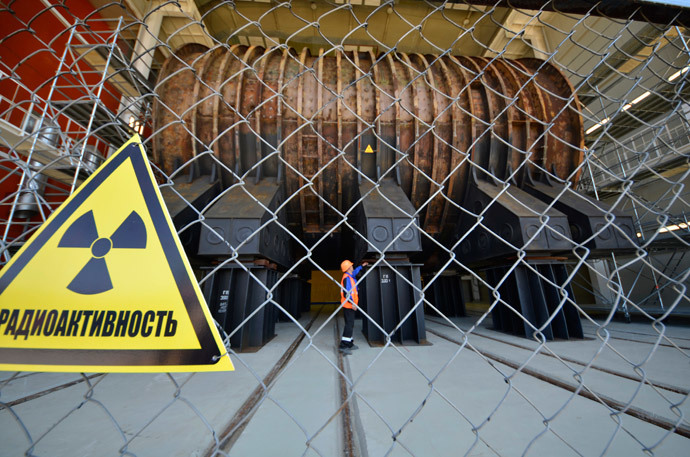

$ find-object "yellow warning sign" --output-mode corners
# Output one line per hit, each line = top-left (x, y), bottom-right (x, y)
(364, 144), (375, 154)
(0, 135), (233, 373)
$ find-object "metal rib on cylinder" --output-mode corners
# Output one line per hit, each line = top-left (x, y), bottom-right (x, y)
(153, 45), (584, 237)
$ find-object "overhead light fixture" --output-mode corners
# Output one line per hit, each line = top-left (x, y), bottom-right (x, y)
(588, 87), (655, 135)
(585, 117), (609, 135)
(631, 91), (650, 105)
(659, 222), (688, 234)
(585, 124), (602, 135)
(668, 65), (690, 82)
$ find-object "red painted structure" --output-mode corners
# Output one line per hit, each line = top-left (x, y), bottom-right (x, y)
(0, 0), (125, 245)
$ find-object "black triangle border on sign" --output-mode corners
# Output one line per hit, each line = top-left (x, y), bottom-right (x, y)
(0, 142), (220, 368)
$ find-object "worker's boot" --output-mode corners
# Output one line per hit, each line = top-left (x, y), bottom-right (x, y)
(348, 341), (359, 350)
(338, 340), (352, 355)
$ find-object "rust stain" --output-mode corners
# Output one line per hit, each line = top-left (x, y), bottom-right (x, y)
(155, 47), (583, 237)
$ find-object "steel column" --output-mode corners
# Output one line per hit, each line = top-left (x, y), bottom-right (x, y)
(203, 265), (281, 352)
(360, 262), (427, 345)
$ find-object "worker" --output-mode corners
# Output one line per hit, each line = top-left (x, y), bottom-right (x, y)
(339, 259), (368, 354)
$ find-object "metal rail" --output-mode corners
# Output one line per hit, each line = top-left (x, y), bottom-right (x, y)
(202, 306), (324, 457)
(426, 325), (690, 439)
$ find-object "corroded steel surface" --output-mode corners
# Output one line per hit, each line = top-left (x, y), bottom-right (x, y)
(153, 46), (584, 237)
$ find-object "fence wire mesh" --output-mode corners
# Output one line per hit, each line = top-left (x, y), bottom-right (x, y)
(1, 0), (690, 456)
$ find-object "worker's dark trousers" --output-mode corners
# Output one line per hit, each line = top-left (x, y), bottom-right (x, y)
(341, 307), (355, 346)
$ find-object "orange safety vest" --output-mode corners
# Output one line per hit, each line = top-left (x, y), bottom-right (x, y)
(340, 273), (358, 309)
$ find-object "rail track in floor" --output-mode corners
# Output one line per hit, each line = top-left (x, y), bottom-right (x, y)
(425, 318), (690, 439)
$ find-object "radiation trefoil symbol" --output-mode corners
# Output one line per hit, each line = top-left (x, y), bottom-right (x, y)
(58, 210), (147, 294)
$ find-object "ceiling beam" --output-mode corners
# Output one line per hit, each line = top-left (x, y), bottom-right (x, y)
(578, 23), (670, 106)
(449, 0), (690, 28)
(196, 0), (503, 55)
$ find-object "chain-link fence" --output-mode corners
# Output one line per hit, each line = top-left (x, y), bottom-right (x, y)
(1, 0), (690, 455)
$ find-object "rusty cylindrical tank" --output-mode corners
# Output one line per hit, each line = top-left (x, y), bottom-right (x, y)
(153, 44), (584, 238)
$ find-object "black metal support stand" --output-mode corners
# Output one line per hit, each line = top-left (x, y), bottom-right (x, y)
(203, 264), (281, 352)
(486, 263), (583, 340)
(425, 274), (466, 318)
(160, 175), (220, 255)
(360, 262), (427, 345)
(278, 275), (311, 322)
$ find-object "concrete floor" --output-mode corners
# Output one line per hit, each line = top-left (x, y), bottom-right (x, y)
(1, 309), (690, 457)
